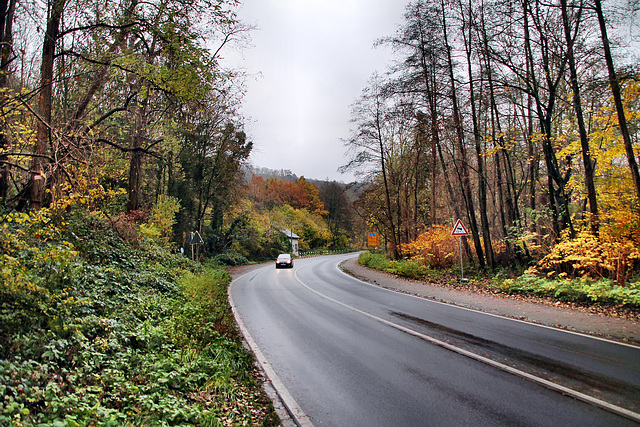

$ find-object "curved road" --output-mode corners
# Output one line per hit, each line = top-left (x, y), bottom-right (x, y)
(229, 254), (640, 426)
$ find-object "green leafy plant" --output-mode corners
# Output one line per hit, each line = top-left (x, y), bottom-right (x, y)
(0, 206), (279, 426)
(501, 275), (640, 306)
(359, 252), (429, 279)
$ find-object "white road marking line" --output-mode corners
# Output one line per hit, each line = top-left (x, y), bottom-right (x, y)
(337, 258), (640, 350)
(230, 268), (314, 427)
(295, 263), (640, 423)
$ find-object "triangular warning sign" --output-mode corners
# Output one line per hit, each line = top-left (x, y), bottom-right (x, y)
(187, 231), (204, 245)
(451, 219), (469, 236)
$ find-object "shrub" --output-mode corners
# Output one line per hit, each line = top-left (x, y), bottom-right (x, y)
(501, 275), (640, 307)
(387, 259), (430, 278)
(359, 252), (392, 271)
(212, 252), (250, 266)
(0, 207), (278, 426)
(146, 195), (181, 249)
(525, 231), (640, 285)
(359, 252), (429, 279)
(400, 224), (458, 269)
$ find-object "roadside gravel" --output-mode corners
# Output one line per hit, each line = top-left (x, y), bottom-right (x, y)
(340, 257), (640, 345)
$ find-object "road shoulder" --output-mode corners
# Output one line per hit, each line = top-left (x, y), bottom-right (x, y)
(340, 256), (640, 345)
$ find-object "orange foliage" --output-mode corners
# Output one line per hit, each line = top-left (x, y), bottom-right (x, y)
(246, 175), (327, 215)
(400, 224), (459, 269)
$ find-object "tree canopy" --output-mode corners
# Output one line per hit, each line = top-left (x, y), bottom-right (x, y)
(343, 0), (640, 280)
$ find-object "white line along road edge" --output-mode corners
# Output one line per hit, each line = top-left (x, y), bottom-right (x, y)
(229, 269), (314, 427)
(294, 263), (640, 423)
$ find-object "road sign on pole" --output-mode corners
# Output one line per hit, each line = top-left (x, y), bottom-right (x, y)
(367, 232), (379, 246)
(450, 219), (468, 280)
(451, 219), (469, 236)
(187, 231), (204, 260)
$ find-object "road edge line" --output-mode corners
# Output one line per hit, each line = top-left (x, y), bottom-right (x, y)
(229, 271), (314, 427)
(338, 258), (640, 349)
(297, 264), (640, 423)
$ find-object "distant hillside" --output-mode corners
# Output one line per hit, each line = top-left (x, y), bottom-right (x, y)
(242, 165), (299, 183)
(242, 165), (368, 203)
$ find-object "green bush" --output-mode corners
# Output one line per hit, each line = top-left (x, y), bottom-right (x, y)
(0, 208), (278, 426)
(501, 275), (640, 306)
(212, 252), (250, 266)
(359, 252), (392, 270)
(359, 252), (429, 279)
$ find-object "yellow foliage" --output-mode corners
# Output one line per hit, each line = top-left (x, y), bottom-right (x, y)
(526, 231), (640, 285)
(587, 80), (640, 220)
(51, 170), (127, 213)
(400, 224), (458, 269)
(145, 195), (181, 249)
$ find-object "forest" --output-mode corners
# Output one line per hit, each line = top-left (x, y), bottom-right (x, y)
(0, 0), (639, 423)
(1, 0), (637, 279)
(342, 0), (640, 286)
(0, 0), (355, 424)
(0, 0), (360, 261)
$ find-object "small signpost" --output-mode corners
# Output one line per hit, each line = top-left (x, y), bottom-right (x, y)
(451, 219), (469, 280)
(186, 231), (204, 260)
(367, 232), (379, 247)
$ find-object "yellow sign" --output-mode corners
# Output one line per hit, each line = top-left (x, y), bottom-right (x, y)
(367, 232), (379, 246)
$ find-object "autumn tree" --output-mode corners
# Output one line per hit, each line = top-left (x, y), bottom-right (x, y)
(0, 0), (15, 200)
(341, 73), (401, 258)
(3, 0), (244, 214)
(349, 0), (639, 270)
(592, 0), (640, 207)
(246, 175), (327, 215)
(318, 180), (356, 249)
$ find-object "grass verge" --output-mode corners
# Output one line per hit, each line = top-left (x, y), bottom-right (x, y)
(359, 252), (640, 310)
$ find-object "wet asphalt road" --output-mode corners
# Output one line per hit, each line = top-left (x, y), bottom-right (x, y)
(229, 254), (640, 426)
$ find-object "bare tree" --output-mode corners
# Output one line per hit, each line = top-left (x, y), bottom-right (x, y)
(342, 74), (400, 258)
(592, 0), (640, 207)
(561, 0), (599, 233)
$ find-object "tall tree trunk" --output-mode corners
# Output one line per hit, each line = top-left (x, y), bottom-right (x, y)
(593, 0), (640, 206)
(441, 0), (485, 268)
(436, 133), (473, 260)
(523, 0), (539, 237)
(377, 112), (400, 259)
(523, 0), (573, 239)
(0, 0), (15, 200)
(30, 0), (65, 210)
(417, 37), (440, 227)
(127, 94), (148, 212)
(462, 0), (495, 268)
(561, 0), (599, 234)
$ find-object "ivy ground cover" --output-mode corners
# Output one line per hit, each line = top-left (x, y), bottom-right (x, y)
(0, 208), (278, 426)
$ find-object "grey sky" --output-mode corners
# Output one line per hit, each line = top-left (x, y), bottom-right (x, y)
(227, 0), (410, 182)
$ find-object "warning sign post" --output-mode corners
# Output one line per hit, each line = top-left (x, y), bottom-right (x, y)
(451, 219), (469, 236)
(451, 219), (469, 279)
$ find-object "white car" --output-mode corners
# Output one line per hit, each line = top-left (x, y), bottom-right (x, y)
(275, 253), (293, 269)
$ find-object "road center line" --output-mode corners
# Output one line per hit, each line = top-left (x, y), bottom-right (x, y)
(294, 265), (640, 423)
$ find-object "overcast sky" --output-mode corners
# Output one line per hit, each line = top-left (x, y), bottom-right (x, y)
(225, 0), (410, 182)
